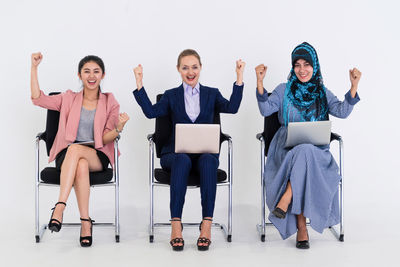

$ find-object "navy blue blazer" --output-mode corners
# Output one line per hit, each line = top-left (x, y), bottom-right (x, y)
(133, 82), (244, 155)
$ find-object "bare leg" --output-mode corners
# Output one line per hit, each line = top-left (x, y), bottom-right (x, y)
(74, 158), (96, 243)
(198, 216), (212, 247)
(296, 213), (308, 241)
(50, 144), (102, 230)
(276, 181), (292, 212)
(170, 217), (183, 247)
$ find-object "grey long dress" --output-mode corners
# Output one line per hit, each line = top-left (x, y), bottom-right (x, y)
(257, 83), (360, 239)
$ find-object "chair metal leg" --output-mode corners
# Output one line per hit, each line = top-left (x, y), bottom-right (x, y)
(114, 139), (121, 243)
(35, 137), (42, 242)
(256, 138), (266, 242)
(35, 185), (44, 243)
(149, 183), (154, 243)
(114, 176), (120, 242)
(149, 139), (155, 243)
(338, 138), (344, 241)
(227, 139), (233, 242)
(329, 137), (345, 241)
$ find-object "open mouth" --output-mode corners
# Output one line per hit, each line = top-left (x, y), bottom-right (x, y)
(299, 74), (309, 80)
(88, 80), (97, 85)
(186, 75), (196, 82)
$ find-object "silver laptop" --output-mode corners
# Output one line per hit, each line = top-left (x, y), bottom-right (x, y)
(285, 121), (331, 148)
(175, 124), (220, 154)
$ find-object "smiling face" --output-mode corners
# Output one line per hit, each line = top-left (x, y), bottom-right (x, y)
(78, 61), (105, 91)
(294, 59), (313, 83)
(177, 55), (201, 87)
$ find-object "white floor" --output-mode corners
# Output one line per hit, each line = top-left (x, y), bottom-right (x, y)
(3, 202), (398, 267)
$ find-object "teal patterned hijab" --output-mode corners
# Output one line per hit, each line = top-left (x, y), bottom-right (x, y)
(283, 42), (329, 126)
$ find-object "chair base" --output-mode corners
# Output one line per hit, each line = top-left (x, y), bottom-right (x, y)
(149, 222), (232, 243)
(329, 225), (344, 242)
(35, 222), (120, 243)
(256, 223), (344, 242)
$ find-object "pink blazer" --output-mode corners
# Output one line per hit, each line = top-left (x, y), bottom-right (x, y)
(32, 90), (120, 167)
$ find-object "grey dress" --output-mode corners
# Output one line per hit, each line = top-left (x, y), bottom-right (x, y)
(257, 83), (360, 239)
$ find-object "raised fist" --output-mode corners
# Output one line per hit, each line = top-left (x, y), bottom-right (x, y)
(236, 59), (246, 74)
(255, 64), (267, 81)
(31, 52), (43, 67)
(116, 112), (130, 132)
(349, 68), (362, 87)
(133, 64), (143, 82)
(133, 64), (143, 89)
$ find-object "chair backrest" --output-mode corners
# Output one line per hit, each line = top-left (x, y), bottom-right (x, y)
(262, 93), (281, 157)
(152, 94), (223, 158)
(43, 92), (61, 156)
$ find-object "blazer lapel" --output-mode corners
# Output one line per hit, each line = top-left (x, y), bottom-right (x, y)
(195, 84), (208, 123)
(94, 92), (107, 148)
(65, 90), (83, 142)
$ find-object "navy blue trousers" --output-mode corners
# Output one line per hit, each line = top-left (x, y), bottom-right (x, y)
(160, 153), (219, 218)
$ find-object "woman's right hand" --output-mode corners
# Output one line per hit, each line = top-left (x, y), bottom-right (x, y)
(31, 52), (42, 99)
(31, 52), (43, 68)
(133, 64), (143, 90)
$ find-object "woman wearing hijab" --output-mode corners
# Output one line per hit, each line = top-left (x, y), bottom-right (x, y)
(255, 42), (361, 249)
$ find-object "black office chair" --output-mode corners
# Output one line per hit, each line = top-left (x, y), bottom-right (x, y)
(147, 94), (233, 243)
(34, 92), (121, 243)
(256, 98), (344, 242)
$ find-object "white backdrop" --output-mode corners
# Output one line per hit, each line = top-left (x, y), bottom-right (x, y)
(1, 0), (400, 265)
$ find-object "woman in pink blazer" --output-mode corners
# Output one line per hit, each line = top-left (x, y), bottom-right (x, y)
(31, 53), (129, 247)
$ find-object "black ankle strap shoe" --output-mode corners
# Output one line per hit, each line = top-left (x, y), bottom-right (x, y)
(48, 202), (67, 233)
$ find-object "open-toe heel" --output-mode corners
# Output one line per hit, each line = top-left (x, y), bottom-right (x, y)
(198, 218), (212, 251)
(169, 218), (184, 251)
(80, 217), (94, 247)
(48, 202), (66, 233)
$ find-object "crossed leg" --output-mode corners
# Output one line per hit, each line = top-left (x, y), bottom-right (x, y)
(50, 144), (103, 242)
(276, 181), (308, 241)
(276, 181), (292, 212)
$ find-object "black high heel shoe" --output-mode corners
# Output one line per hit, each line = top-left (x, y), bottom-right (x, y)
(197, 218), (212, 251)
(296, 229), (310, 249)
(272, 207), (287, 219)
(48, 202), (66, 233)
(169, 218), (184, 251)
(80, 218), (95, 247)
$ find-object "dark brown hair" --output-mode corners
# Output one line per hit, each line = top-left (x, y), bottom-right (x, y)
(78, 55), (105, 74)
(177, 49), (202, 67)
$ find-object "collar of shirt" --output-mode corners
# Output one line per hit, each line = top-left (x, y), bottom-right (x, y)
(183, 82), (200, 96)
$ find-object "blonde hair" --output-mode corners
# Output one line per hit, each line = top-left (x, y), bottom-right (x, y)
(177, 49), (202, 67)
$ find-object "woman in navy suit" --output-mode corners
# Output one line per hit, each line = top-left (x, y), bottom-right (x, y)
(133, 49), (245, 251)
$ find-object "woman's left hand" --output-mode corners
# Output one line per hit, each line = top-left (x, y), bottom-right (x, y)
(349, 68), (362, 86)
(236, 59), (245, 85)
(349, 67), (361, 97)
(116, 112), (130, 132)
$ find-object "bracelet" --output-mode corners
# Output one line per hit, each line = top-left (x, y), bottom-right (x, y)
(115, 127), (122, 134)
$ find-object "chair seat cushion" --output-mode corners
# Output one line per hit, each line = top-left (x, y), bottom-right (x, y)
(40, 167), (114, 185)
(154, 168), (227, 186)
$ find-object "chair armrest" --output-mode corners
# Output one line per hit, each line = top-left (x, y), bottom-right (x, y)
(113, 135), (120, 150)
(330, 132), (342, 142)
(36, 132), (46, 140)
(147, 133), (154, 141)
(221, 133), (231, 142)
(256, 133), (264, 141)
